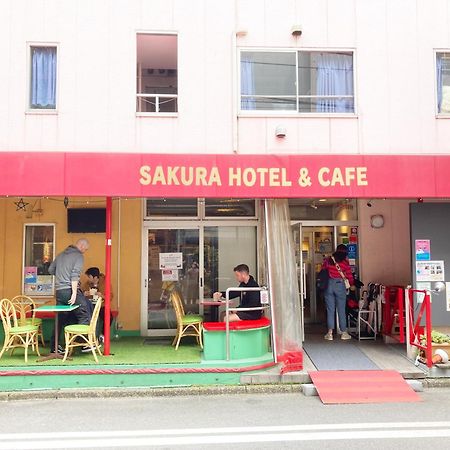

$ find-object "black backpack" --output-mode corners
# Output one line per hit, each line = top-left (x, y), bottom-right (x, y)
(316, 267), (330, 291)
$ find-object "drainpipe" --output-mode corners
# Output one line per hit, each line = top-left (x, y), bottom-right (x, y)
(104, 196), (112, 356)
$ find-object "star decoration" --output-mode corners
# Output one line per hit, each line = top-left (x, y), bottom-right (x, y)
(14, 198), (29, 211)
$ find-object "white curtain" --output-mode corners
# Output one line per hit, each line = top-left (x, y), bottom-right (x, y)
(31, 47), (57, 108)
(241, 57), (256, 110)
(261, 199), (303, 373)
(316, 52), (353, 113)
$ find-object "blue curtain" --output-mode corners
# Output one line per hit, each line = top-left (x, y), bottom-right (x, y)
(31, 47), (57, 108)
(437, 54), (443, 113)
(241, 57), (256, 110)
(316, 53), (353, 113)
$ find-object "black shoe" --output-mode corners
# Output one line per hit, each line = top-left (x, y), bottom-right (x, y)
(81, 346), (95, 353)
(52, 345), (64, 354)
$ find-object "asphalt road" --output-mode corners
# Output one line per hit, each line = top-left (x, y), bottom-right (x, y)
(1, 388), (450, 449)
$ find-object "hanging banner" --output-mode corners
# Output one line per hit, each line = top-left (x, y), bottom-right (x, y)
(1, 152), (450, 197)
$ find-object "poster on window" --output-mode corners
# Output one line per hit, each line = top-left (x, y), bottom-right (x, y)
(415, 282), (431, 303)
(36, 275), (54, 296)
(415, 239), (431, 261)
(159, 252), (183, 270)
(161, 269), (179, 282)
(415, 261), (445, 282)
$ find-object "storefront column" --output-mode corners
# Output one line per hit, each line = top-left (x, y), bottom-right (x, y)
(104, 196), (112, 356)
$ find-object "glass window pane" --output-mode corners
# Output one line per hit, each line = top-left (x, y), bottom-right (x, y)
(23, 225), (55, 296)
(289, 199), (358, 221)
(298, 51), (354, 113)
(437, 52), (450, 114)
(205, 198), (256, 217)
(146, 198), (198, 217)
(30, 47), (57, 109)
(147, 229), (200, 330)
(136, 34), (178, 113)
(241, 51), (296, 111)
(203, 226), (257, 298)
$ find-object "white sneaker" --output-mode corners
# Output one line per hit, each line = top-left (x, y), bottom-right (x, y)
(341, 331), (352, 340)
(324, 332), (333, 341)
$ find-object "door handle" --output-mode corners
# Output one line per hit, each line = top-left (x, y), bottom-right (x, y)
(200, 277), (203, 288)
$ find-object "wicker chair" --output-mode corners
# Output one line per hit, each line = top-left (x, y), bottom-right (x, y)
(0, 298), (40, 363)
(171, 291), (203, 350)
(11, 295), (45, 346)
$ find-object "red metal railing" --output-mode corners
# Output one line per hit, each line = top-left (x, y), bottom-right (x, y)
(383, 286), (405, 343)
(407, 289), (433, 368)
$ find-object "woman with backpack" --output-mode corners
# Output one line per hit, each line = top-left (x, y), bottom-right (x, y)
(321, 244), (355, 341)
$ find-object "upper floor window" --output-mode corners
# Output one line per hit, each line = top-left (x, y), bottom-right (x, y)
(437, 52), (450, 115)
(29, 46), (57, 110)
(136, 34), (178, 114)
(240, 50), (354, 114)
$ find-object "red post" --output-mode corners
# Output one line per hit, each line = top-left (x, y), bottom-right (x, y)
(104, 197), (112, 356)
(425, 292), (433, 368)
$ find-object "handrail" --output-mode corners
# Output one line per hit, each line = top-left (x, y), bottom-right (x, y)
(405, 288), (433, 368)
(224, 287), (271, 361)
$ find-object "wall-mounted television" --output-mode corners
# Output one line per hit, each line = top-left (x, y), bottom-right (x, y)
(67, 208), (106, 233)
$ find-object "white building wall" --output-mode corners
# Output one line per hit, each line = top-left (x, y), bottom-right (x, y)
(1, 0), (450, 155)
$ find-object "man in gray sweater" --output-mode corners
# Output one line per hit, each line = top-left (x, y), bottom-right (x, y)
(48, 239), (91, 353)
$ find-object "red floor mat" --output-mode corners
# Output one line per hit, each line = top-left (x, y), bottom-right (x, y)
(309, 370), (421, 404)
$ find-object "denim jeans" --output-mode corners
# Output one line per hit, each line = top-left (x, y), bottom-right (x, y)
(324, 278), (347, 332)
(50, 288), (92, 351)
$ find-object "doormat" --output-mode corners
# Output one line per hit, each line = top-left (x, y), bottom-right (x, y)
(309, 370), (421, 404)
(303, 341), (379, 371)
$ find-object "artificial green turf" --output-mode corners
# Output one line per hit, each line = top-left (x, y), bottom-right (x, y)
(0, 337), (201, 367)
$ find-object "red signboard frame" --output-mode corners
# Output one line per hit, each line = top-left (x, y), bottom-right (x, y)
(1, 152), (450, 198)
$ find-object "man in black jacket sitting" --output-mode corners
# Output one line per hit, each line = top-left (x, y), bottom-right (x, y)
(213, 264), (262, 322)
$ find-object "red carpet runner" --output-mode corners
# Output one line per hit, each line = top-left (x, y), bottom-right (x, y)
(309, 370), (421, 404)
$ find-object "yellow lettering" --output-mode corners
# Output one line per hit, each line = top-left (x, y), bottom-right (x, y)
(268, 168), (280, 186)
(331, 168), (345, 186)
(281, 168), (292, 187)
(139, 165), (151, 186)
(243, 168), (257, 187)
(318, 167), (330, 187)
(256, 168), (269, 186)
(152, 166), (166, 185)
(195, 167), (208, 186)
(209, 167), (222, 186)
(357, 167), (368, 186)
(344, 167), (356, 186)
(166, 166), (180, 185)
(229, 168), (241, 186)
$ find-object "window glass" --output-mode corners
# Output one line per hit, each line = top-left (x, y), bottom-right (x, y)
(136, 34), (178, 113)
(240, 50), (354, 113)
(146, 198), (198, 217)
(298, 51), (354, 113)
(289, 199), (358, 221)
(23, 225), (55, 296)
(437, 52), (450, 114)
(205, 199), (256, 217)
(30, 46), (57, 109)
(241, 51), (296, 111)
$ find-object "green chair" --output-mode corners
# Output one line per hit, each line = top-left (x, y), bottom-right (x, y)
(11, 295), (45, 347)
(171, 291), (203, 350)
(63, 299), (103, 363)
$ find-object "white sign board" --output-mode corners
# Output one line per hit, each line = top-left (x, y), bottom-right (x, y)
(415, 260), (445, 282)
(159, 252), (183, 270)
(162, 269), (179, 282)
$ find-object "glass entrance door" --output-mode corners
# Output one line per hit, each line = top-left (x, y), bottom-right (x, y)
(145, 228), (200, 334)
(143, 224), (258, 335)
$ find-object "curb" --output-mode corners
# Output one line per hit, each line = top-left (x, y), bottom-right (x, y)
(0, 384), (303, 402)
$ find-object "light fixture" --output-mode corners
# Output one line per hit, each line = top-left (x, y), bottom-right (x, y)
(291, 25), (303, 37)
(310, 202), (318, 210)
(318, 199), (327, 202)
(275, 125), (286, 138)
(370, 214), (384, 229)
(236, 29), (248, 37)
(64, 196), (69, 208)
(366, 199), (373, 207)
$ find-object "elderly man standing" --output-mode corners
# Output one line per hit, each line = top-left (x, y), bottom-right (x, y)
(48, 238), (92, 353)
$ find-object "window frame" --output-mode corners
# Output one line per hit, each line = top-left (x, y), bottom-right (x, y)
(22, 223), (56, 298)
(135, 31), (179, 118)
(238, 47), (358, 118)
(435, 49), (450, 118)
(26, 42), (59, 114)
